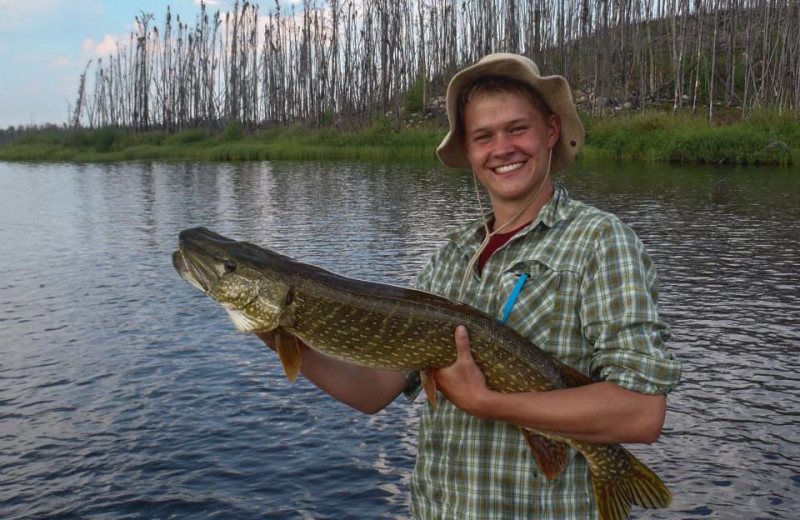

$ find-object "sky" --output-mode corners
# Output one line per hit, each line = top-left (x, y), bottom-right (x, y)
(0, 0), (305, 128)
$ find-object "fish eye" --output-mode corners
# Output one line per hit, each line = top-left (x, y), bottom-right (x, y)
(223, 261), (237, 274)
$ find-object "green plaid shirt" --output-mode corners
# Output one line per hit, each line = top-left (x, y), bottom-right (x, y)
(404, 188), (681, 519)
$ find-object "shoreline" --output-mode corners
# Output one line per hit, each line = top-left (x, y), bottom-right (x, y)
(1, 112), (797, 166)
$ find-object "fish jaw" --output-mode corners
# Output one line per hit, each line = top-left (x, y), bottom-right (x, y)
(173, 250), (207, 293)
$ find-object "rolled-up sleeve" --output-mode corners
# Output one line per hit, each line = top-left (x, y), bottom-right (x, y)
(580, 221), (681, 395)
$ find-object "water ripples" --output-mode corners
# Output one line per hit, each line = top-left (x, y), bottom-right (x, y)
(1, 160), (798, 519)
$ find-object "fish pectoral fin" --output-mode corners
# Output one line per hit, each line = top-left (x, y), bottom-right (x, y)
(520, 429), (568, 480)
(420, 370), (438, 410)
(275, 328), (302, 383)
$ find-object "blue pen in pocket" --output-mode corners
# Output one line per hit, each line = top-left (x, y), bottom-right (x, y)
(500, 273), (529, 324)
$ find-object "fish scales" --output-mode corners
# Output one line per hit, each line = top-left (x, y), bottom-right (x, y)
(173, 227), (674, 520)
(289, 270), (566, 389)
(291, 275), (559, 390)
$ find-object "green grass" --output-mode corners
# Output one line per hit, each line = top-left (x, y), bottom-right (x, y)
(2, 111), (798, 166)
(582, 109), (799, 165)
(0, 121), (446, 163)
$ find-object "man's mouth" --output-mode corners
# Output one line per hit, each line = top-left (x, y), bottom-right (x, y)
(493, 162), (524, 174)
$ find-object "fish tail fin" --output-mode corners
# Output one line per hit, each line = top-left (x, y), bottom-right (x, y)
(592, 450), (672, 520)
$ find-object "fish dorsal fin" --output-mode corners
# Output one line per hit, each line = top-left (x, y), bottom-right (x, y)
(275, 328), (302, 383)
(519, 428), (568, 480)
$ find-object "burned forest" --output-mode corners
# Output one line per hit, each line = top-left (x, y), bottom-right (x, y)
(69, 0), (800, 132)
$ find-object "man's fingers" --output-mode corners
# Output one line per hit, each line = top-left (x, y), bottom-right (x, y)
(454, 325), (473, 360)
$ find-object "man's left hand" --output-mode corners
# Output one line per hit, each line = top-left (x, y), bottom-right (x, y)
(434, 325), (494, 418)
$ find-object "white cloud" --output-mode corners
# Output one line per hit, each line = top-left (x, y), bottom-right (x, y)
(82, 34), (122, 59)
(195, 0), (221, 5)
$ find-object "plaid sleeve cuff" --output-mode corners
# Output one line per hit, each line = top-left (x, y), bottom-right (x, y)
(595, 353), (682, 394)
(591, 328), (682, 395)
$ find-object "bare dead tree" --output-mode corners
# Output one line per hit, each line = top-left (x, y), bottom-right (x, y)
(71, 0), (800, 130)
(71, 61), (92, 129)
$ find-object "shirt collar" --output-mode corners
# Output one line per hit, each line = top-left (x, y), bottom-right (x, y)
(447, 187), (572, 250)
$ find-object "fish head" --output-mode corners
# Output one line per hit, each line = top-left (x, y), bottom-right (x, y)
(174, 227), (292, 332)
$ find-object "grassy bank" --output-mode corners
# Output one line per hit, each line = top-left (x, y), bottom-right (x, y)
(0, 120), (445, 163)
(581, 110), (798, 166)
(2, 111), (798, 166)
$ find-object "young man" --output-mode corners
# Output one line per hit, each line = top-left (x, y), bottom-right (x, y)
(259, 53), (681, 519)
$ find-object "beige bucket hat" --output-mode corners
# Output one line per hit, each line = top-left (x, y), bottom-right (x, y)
(436, 53), (584, 173)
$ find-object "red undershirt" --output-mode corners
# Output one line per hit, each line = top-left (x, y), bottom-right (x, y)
(478, 220), (532, 273)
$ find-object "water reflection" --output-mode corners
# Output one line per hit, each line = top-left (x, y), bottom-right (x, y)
(0, 159), (798, 519)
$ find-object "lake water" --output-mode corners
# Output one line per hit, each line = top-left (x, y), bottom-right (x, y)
(1, 159), (798, 519)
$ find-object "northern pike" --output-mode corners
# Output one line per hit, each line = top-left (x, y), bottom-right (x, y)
(173, 227), (672, 520)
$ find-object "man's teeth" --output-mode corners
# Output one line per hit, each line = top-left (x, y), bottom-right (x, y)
(494, 162), (523, 173)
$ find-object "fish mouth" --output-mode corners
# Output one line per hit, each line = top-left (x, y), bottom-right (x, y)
(173, 249), (208, 293)
(172, 249), (188, 273)
(173, 227), (235, 293)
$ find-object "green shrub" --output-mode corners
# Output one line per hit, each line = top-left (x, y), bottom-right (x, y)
(94, 127), (118, 152)
(65, 129), (91, 148)
(222, 120), (244, 141)
(118, 130), (166, 147)
(404, 76), (425, 114)
(171, 128), (208, 144)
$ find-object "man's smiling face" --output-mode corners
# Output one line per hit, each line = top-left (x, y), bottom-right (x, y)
(463, 90), (560, 209)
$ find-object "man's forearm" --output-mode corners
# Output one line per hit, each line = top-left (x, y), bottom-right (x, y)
(470, 381), (667, 444)
(256, 332), (407, 414)
(298, 347), (409, 414)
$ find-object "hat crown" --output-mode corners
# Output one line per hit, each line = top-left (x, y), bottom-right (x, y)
(478, 53), (541, 77)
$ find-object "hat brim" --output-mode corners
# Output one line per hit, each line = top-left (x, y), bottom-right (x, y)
(436, 54), (584, 173)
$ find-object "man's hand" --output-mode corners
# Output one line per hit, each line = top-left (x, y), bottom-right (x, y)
(433, 325), (494, 418)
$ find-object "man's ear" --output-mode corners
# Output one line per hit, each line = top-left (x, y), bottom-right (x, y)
(547, 114), (561, 149)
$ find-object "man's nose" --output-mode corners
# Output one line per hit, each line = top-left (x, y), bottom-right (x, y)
(492, 133), (514, 156)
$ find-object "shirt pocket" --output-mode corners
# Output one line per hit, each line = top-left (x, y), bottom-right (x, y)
(497, 260), (559, 350)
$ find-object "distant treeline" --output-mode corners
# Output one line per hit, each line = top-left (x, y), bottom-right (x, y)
(0, 124), (64, 145)
(65, 0), (799, 132)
